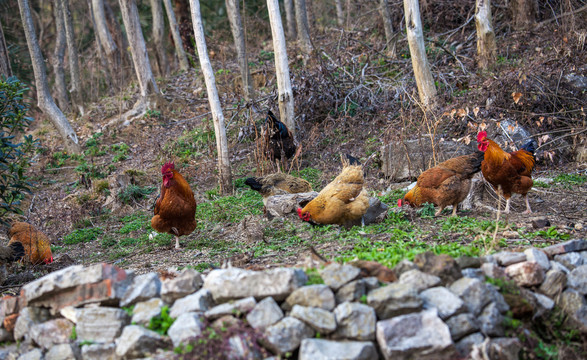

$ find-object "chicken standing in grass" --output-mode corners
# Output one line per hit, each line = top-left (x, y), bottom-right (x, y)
(245, 173), (312, 205)
(151, 162), (197, 249)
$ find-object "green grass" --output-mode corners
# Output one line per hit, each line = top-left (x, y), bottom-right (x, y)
(291, 167), (323, 190)
(118, 185), (156, 205)
(552, 173), (586, 187)
(63, 227), (103, 245)
(198, 188), (263, 224)
(148, 306), (174, 335)
(304, 268), (324, 285)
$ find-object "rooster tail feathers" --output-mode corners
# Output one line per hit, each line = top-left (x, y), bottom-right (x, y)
(344, 154), (361, 166)
(266, 110), (289, 138)
(470, 150), (485, 173)
(520, 140), (536, 155)
(8, 242), (25, 262)
(244, 177), (263, 191)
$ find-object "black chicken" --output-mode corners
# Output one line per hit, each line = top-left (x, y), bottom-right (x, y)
(262, 110), (297, 161)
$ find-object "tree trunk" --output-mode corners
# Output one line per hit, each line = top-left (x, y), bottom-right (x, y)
(162, 0), (189, 71)
(61, 0), (83, 114)
(475, 0), (496, 69)
(17, 0), (80, 153)
(189, 0), (232, 194)
(404, 0), (437, 107)
(346, 0), (352, 29)
(92, 0), (121, 76)
(0, 18), (12, 77)
(510, 0), (536, 30)
(151, 0), (168, 77)
(267, 0), (296, 136)
(284, 0), (296, 39)
(226, 0), (253, 101)
(334, 0), (344, 27)
(294, 0), (312, 55)
(52, 0), (70, 111)
(86, 0), (113, 94)
(119, 0), (159, 98)
(379, 0), (396, 58)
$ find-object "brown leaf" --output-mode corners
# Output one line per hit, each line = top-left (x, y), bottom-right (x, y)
(512, 92), (523, 104)
(473, 107), (480, 117)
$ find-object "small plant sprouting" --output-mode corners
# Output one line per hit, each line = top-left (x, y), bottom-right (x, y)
(417, 203), (436, 218)
(148, 306), (175, 335)
(70, 326), (77, 340)
(304, 268), (325, 285)
(118, 184), (156, 205)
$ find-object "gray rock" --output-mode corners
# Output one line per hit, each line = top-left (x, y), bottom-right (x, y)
(449, 277), (493, 316)
(120, 273), (161, 307)
(335, 280), (366, 304)
(246, 297), (284, 330)
(362, 277), (380, 292)
(532, 291), (555, 318)
(160, 269), (203, 304)
(376, 309), (456, 360)
(169, 289), (214, 318)
(204, 268), (307, 302)
(167, 312), (205, 347)
(131, 298), (164, 326)
(392, 260), (418, 277)
(333, 302), (376, 341)
(550, 260), (570, 273)
(524, 248), (550, 271)
(398, 269), (441, 292)
(263, 317), (315, 354)
(367, 283), (422, 319)
(486, 284), (510, 314)
(565, 73), (587, 90)
(77, 307), (129, 343)
(554, 252), (584, 270)
(14, 307), (51, 341)
(205, 297), (257, 320)
(298, 339), (378, 360)
(539, 269), (567, 297)
(420, 287), (467, 320)
(265, 192), (320, 219)
(478, 303), (505, 337)
(567, 264), (587, 295)
(81, 343), (117, 360)
(284, 285), (335, 311)
(543, 239), (587, 257)
(413, 252), (462, 285)
(16, 349), (43, 360)
(493, 251), (527, 266)
(319, 263), (361, 290)
(445, 313), (480, 341)
(505, 261), (545, 287)
(46, 344), (79, 360)
(487, 337), (522, 360)
(456, 256), (482, 269)
(480, 262), (507, 279)
(290, 305), (336, 334)
(30, 318), (74, 349)
(346, 197), (389, 227)
(455, 332), (485, 357)
(461, 268), (484, 281)
(226, 333), (264, 360)
(115, 325), (168, 359)
(0, 328), (11, 343)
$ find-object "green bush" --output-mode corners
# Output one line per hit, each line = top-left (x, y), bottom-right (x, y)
(0, 77), (38, 224)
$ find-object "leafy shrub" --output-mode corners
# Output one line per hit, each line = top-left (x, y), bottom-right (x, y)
(0, 77), (38, 224)
(148, 306), (174, 335)
(118, 185), (156, 204)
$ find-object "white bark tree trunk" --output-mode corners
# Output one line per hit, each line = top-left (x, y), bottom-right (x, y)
(0, 18), (12, 77)
(334, 0), (344, 27)
(379, 0), (396, 58)
(86, 0), (113, 93)
(162, 0), (189, 71)
(404, 0), (437, 107)
(284, 0), (297, 39)
(92, 0), (120, 75)
(226, 0), (253, 101)
(17, 0), (80, 153)
(267, 0), (296, 136)
(61, 0), (83, 114)
(119, 0), (159, 98)
(150, 0), (169, 77)
(189, 0), (232, 194)
(475, 0), (496, 69)
(294, 0), (312, 55)
(52, 0), (70, 111)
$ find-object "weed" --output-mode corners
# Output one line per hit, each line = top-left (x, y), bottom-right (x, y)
(118, 185), (156, 204)
(524, 226), (570, 241)
(198, 188), (262, 224)
(148, 306), (174, 335)
(100, 236), (117, 248)
(122, 305), (134, 317)
(111, 143), (130, 162)
(417, 203), (436, 218)
(377, 189), (406, 205)
(63, 227), (103, 245)
(145, 109), (162, 119)
(290, 168), (322, 190)
(552, 173), (586, 188)
(70, 326), (77, 340)
(304, 268), (324, 285)
(165, 126), (214, 163)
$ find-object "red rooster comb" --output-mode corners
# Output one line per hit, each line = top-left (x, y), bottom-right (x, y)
(161, 162), (175, 174)
(477, 131), (488, 143)
(297, 208), (303, 219)
(397, 199), (402, 207)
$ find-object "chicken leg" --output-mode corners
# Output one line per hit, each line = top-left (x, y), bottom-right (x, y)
(523, 194), (532, 214)
(171, 227), (180, 249)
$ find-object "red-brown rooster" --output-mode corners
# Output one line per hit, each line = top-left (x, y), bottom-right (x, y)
(8, 222), (53, 265)
(477, 131), (536, 213)
(151, 162), (197, 249)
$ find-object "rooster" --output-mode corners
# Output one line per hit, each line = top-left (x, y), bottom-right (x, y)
(477, 131), (536, 213)
(8, 222), (53, 265)
(245, 173), (312, 205)
(297, 162), (369, 227)
(151, 162), (197, 249)
(262, 110), (297, 161)
(398, 152), (485, 216)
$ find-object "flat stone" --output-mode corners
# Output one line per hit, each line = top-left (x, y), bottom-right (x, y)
(283, 284), (335, 311)
(487, 337), (522, 360)
(45, 344), (79, 360)
(493, 251), (527, 266)
(169, 288), (214, 318)
(542, 239), (587, 257)
(30, 318), (73, 349)
(524, 248), (550, 271)
(420, 287), (467, 320)
(290, 305), (336, 334)
(16, 349), (43, 360)
(76, 307), (129, 343)
(558, 289), (587, 332)
(246, 297), (284, 330)
(167, 312), (205, 347)
(265, 192), (320, 219)
(333, 302), (376, 341)
(362, 277), (380, 292)
(13, 307), (51, 341)
(376, 309), (456, 360)
(398, 269), (441, 292)
(554, 252), (584, 270)
(532, 218), (551, 229)
(461, 268), (485, 281)
(81, 343), (117, 360)
(478, 302), (505, 337)
(205, 296), (256, 320)
(449, 277), (493, 316)
(539, 269), (567, 297)
(335, 280), (366, 304)
(456, 256), (482, 269)
(115, 325), (168, 359)
(367, 283), (422, 319)
(480, 262), (507, 279)
(263, 316), (315, 354)
(413, 252), (462, 285)
(160, 269), (204, 304)
(120, 272), (161, 307)
(567, 264), (587, 295)
(445, 313), (480, 341)
(298, 339), (378, 360)
(455, 332), (485, 357)
(131, 298), (164, 326)
(225, 332), (265, 360)
(393, 259), (418, 277)
(550, 260), (570, 273)
(505, 261), (545, 287)
(319, 263), (361, 290)
(532, 291), (555, 318)
(204, 268), (307, 302)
